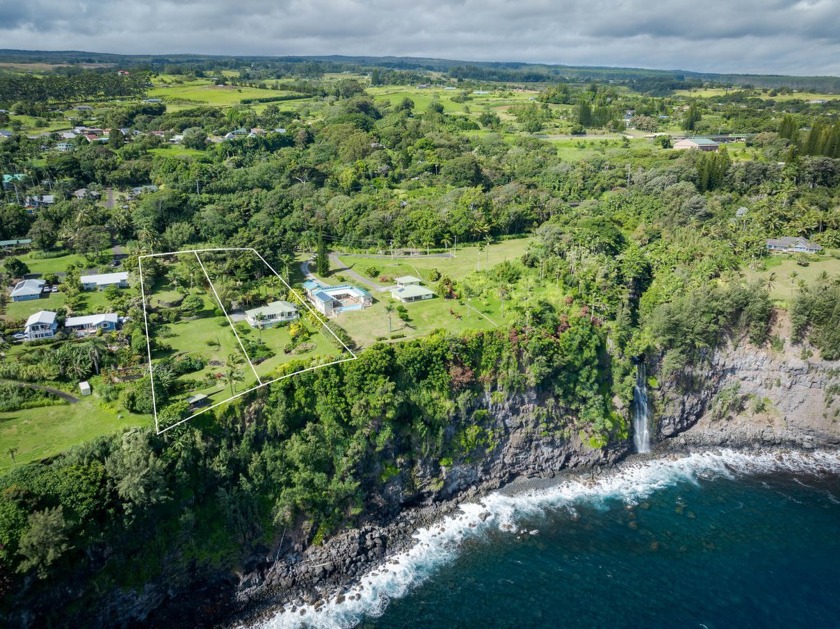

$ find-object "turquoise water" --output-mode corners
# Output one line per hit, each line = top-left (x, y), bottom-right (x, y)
(257, 450), (840, 629)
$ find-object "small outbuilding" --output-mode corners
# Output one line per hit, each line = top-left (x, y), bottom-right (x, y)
(394, 275), (423, 287)
(79, 381), (92, 396)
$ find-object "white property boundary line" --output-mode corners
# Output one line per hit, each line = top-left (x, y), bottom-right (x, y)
(139, 248), (358, 435)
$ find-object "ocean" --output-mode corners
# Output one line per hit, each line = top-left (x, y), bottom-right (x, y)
(254, 450), (840, 629)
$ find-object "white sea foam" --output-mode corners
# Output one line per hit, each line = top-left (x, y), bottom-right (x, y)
(248, 449), (840, 629)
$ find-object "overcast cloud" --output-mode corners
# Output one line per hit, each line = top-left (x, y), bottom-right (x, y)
(1, 0), (839, 75)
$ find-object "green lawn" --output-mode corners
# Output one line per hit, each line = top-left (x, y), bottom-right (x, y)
(331, 237), (533, 282)
(3, 289), (116, 325)
(234, 320), (345, 381)
(337, 293), (501, 347)
(0, 394), (151, 472)
(13, 250), (93, 275)
(742, 253), (840, 302)
(147, 79), (305, 107)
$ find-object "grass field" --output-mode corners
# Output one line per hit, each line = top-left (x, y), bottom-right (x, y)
(3, 289), (114, 324)
(367, 86), (538, 117)
(0, 393), (151, 472)
(312, 237), (551, 347)
(742, 253), (840, 302)
(12, 250), (93, 275)
(333, 237), (533, 282)
(675, 88), (839, 102)
(146, 79), (304, 108)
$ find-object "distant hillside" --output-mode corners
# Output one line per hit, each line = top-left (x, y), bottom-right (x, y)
(0, 49), (838, 93)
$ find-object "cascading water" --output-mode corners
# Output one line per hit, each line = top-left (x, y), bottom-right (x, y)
(633, 363), (651, 454)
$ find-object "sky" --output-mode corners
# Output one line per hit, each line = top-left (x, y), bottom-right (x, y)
(1, 0), (839, 76)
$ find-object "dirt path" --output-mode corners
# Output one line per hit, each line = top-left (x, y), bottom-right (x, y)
(0, 380), (79, 403)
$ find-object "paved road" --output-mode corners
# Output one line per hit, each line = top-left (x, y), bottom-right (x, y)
(328, 253), (387, 292)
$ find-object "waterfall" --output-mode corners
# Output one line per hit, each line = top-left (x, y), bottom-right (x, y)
(633, 363), (651, 454)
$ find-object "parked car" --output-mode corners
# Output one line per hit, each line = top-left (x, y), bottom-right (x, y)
(12, 333), (25, 340)
(50, 286), (59, 292)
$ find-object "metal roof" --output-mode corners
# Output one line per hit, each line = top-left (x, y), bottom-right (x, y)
(10, 279), (45, 297)
(65, 313), (118, 327)
(25, 310), (56, 327)
(245, 300), (298, 317)
(395, 275), (423, 284)
(80, 272), (128, 285)
(392, 285), (435, 299)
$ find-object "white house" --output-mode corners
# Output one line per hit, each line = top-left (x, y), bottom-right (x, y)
(24, 310), (57, 341)
(64, 313), (119, 335)
(80, 272), (129, 291)
(391, 284), (436, 303)
(302, 280), (372, 317)
(766, 237), (823, 254)
(245, 300), (299, 327)
(10, 279), (45, 302)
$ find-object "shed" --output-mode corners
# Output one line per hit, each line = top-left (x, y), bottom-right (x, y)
(79, 381), (92, 396)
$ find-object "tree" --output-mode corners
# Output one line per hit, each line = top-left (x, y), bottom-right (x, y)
(224, 352), (245, 395)
(17, 507), (72, 579)
(7, 446), (17, 464)
(315, 232), (329, 276)
(182, 127), (207, 150)
(27, 216), (58, 251)
(4, 257), (29, 278)
(385, 303), (395, 333)
(682, 103), (702, 131)
(109, 128), (124, 148)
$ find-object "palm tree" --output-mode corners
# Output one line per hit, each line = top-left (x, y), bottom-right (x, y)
(84, 337), (109, 375)
(7, 447), (17, 465)
(788, 270), (799, 297)
(385, 303), (395, 333)
(765, 272), (777, 293)
(223, 353), (245, 396)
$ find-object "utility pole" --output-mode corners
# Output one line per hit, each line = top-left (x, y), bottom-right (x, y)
(453, 235), (457, 258)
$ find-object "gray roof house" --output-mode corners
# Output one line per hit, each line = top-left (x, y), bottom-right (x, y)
(766, 237), (823, 254)
(24, 310), (57, 341)
(245, 300), (299, 327)
(64, 313), (119, 335)
(80, 272), (129, 291)
(10, 279), (45, 302)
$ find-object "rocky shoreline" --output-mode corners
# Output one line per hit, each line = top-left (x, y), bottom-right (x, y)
(226, 442), (840, 628)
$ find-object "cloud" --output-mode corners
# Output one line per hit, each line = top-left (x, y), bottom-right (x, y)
(0, 0), (838, 75)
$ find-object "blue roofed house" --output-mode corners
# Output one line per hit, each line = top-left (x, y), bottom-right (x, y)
(302, 279), (372, 317)
(24, 310), (57, 341)
(64, 313), (119, 336)
(10, 279), (45, 302)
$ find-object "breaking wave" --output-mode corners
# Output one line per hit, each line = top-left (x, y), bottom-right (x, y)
(250, 449), (840, 629)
